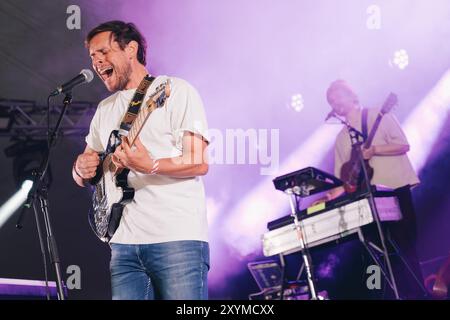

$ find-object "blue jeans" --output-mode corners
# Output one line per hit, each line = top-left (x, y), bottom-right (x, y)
(110, 240), (210, 300)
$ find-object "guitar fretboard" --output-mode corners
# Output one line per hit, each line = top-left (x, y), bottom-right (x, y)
(128, 104), (152, 146)
(363, 93), (397, 148)
(127, 80), (169, 147)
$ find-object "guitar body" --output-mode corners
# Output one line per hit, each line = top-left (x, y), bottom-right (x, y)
(88, 79), (172, 242)
(88, 130), (134, 242)
(340, 148), (374, 193)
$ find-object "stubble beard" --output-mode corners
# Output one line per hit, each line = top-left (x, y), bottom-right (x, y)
(113, 61), (133, 92)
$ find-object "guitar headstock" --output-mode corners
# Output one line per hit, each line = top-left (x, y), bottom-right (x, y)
(146, 78), (172, 111)
(380, 92), (398, 115)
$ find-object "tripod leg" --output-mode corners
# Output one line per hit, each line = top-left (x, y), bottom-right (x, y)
(358, 228), (397, 297)
(361, 240), (397, 293)
(32, 201), (51, 300)
(299, 246), (318, 299)
(388, 233), (427, 296)
(38, 195), (66, 300)
(296, 262), (305, 282)
(279, 253), (286, 300)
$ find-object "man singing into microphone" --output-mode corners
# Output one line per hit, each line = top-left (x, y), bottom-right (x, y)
(322, 79), (424, 299)
(72, 21), (210, 300)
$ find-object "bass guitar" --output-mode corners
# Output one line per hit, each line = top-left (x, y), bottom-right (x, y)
(340, 93), (398, 193)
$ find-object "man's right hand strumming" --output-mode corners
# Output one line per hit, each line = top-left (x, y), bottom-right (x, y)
(73, 146), (100, 187)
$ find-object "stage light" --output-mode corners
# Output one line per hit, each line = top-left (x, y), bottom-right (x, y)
(390, 49), (409, 70)
(290, 94), (305, 112)
(4, 140), (52, 189)
(0, 139), (52, 230)
(22, 180), (33, 190)
(0, 180), (33, 229)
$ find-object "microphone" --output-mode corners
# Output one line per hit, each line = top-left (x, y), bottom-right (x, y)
(50, 69), (94, 96)
(324, 110), (336, 121)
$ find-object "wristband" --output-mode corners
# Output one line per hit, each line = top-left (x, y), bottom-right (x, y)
(149, 159), (159, 175)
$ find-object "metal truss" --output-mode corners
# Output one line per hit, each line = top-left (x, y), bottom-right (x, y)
(0, 98), (97, 139)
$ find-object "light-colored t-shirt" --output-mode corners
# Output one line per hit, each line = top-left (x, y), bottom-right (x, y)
(334, 108), (419, 189)
(85, 75), (209, 244)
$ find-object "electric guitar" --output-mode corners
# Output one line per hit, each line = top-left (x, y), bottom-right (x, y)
(340, 93), (398, 193)
(88, 79), (171, 242)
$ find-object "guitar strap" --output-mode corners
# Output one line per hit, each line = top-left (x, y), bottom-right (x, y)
(119, 74), (155, 133)
(362, 108), (369, 142)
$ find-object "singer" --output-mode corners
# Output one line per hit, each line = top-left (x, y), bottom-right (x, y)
(72, 20), (210, 300)
(319, 79), (424, 299)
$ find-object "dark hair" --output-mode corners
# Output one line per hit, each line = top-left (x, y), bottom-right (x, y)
(86, 20), (147, 65)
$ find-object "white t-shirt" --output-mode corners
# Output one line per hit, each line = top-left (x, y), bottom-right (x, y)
(85, 76), (209, 244)
(334, 108), (419, 189)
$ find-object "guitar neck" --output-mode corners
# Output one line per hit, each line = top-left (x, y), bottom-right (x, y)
(124, 79), (170, 147)
(363, 93), (397, 148)
(364, 111), (384, 148)
(127, 105), (153, 146)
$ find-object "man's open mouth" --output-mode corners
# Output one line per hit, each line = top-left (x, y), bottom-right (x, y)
(98, 66), (114, 81)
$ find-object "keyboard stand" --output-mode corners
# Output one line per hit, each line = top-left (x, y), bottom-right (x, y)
(279, 186), (320, 300)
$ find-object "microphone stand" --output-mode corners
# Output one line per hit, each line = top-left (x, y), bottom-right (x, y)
(332, 114), (400, 299)
(23, 92), (73, 300)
